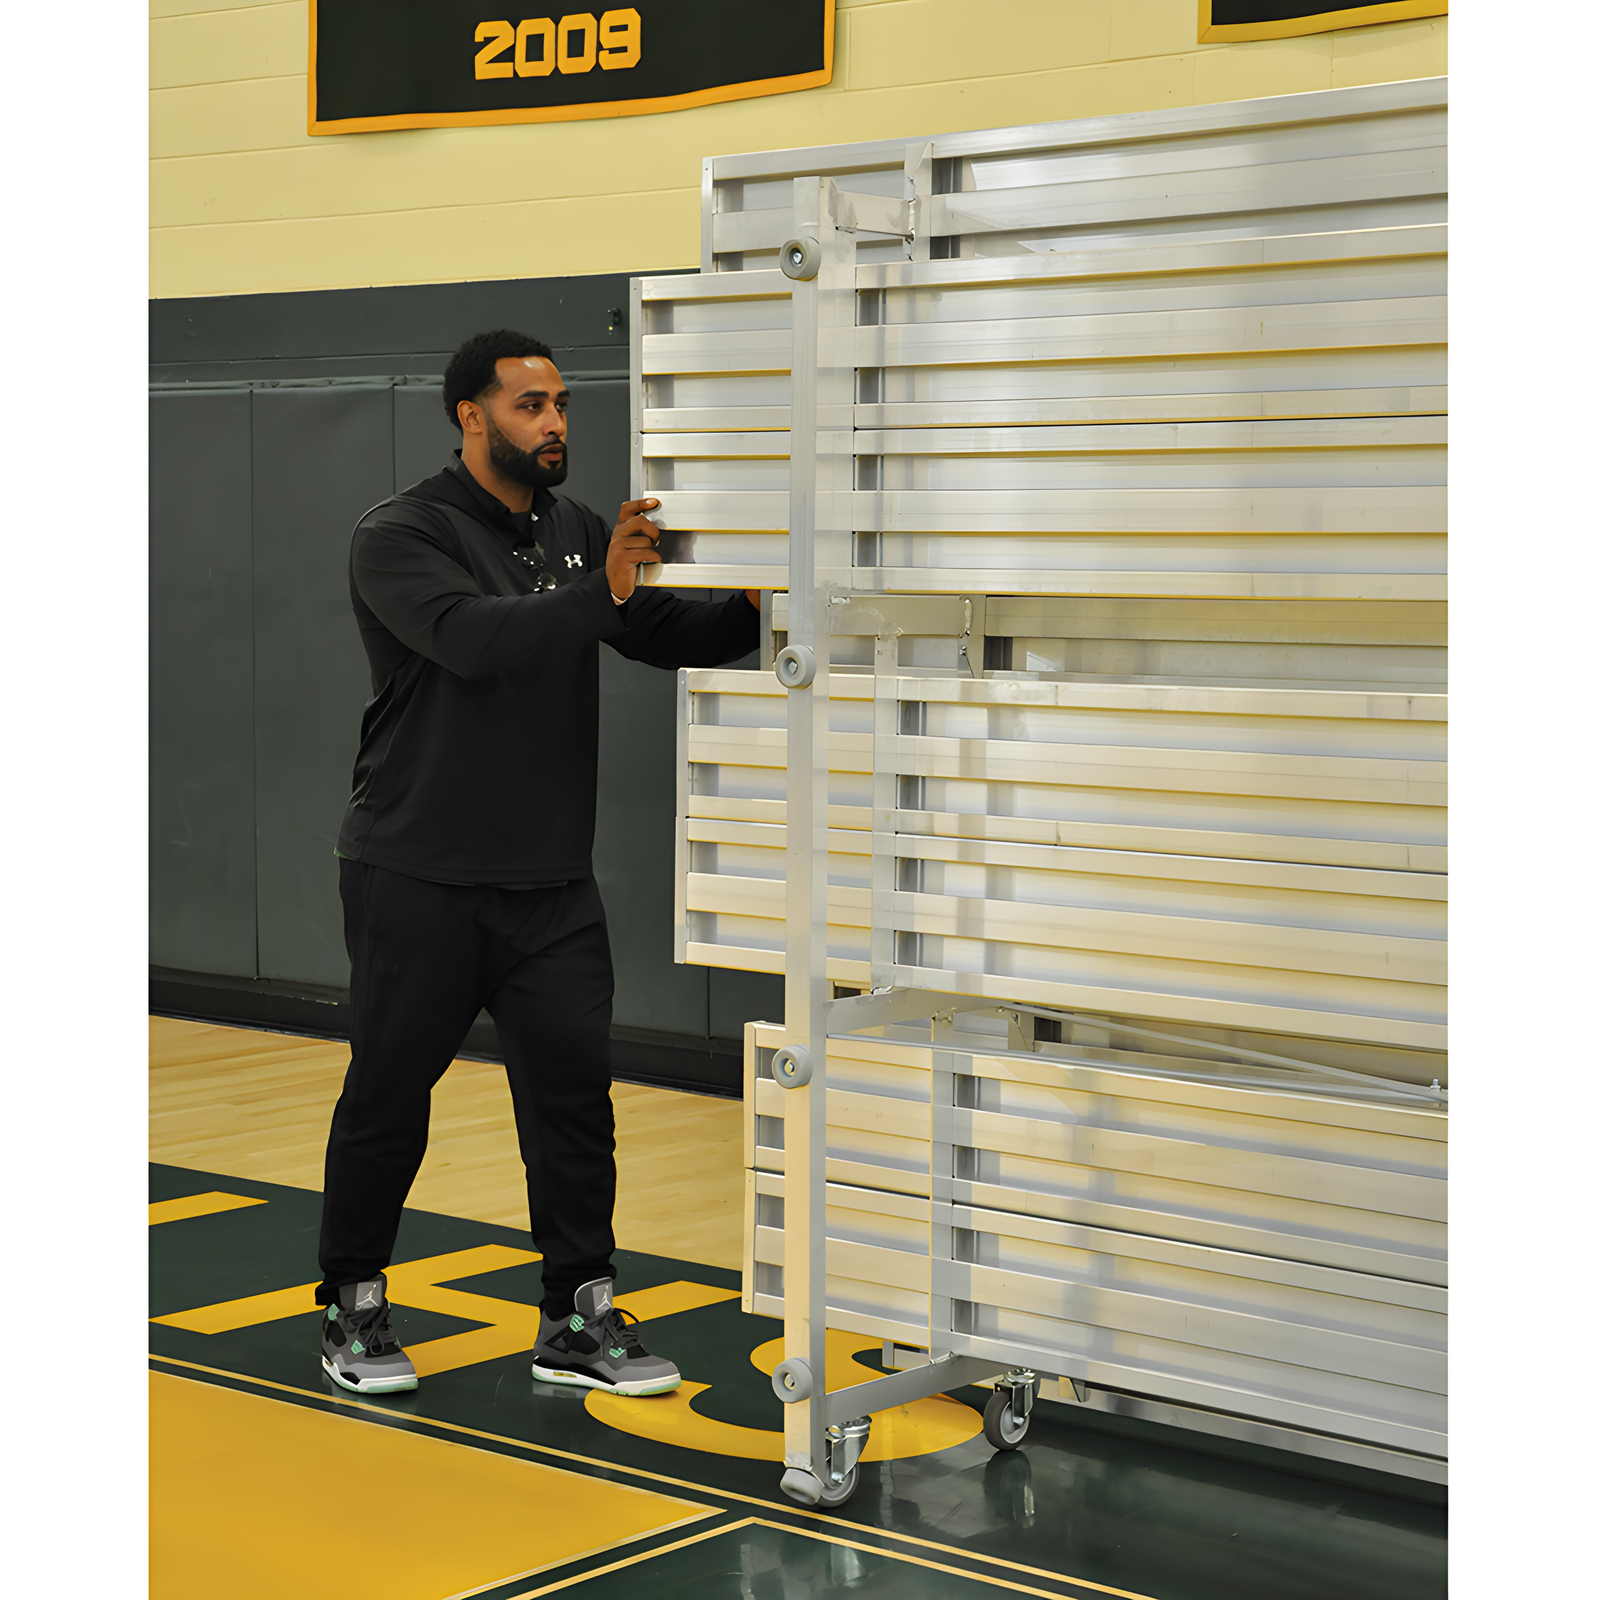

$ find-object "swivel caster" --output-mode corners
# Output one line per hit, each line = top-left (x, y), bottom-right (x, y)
(779, 1415), (871, 1510)
(983, 1368), (1039, 1451)
(780, 1464), (860, 1508)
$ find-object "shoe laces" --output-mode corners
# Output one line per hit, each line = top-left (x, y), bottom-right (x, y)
(584, 1305), (644, 1357)
(347, 1299), (400, 1357)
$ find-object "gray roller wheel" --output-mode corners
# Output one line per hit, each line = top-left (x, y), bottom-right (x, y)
(779, 1465), (859, 1508)
(815, 1466), (860, 1508)
(982, 1388), (1030, 1450)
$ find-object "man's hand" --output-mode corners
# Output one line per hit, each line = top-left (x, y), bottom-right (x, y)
(607, 498), (663, 602)
(745, 589), (761, 610)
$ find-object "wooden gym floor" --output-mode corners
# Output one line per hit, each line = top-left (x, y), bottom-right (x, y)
(149, 1017), (1446, 1600)
(149, 1016), (745, 1270)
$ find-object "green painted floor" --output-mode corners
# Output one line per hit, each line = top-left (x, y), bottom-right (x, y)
(149, 1164), (1445, 1600)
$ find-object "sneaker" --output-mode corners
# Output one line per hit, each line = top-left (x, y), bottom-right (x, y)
(320, 1273), (418, 1395)
(530, 1278), (681, 1396)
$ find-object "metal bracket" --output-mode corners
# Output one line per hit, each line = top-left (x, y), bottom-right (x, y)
(997, 1368), (1039, 1420)
(824, 1417), (872, 1484)
(825, 986), (951, 1033)
(956, 597), (980, 679)
(826, 594), (968, 639)
(833, 191), (915, 240)
(1010, 1001), (1447, 1102)
(771, 592), (985, 670)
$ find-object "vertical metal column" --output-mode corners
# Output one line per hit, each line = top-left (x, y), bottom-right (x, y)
(777, 177), (855, 1486)
(870, 627), (900, 991)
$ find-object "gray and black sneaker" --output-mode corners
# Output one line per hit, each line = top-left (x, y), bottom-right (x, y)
(530, 1278), (681, 1396)
(320, 1273), (418, 1395)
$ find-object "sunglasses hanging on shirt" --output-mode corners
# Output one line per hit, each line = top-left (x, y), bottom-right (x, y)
(512, 542), (559, 592)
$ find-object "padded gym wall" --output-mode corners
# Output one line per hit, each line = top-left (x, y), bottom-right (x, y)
(151, 1), (1447, 298)
(149, 273), (777, 1062)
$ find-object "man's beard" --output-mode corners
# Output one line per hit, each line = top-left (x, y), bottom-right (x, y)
(485, 412), (569, 489)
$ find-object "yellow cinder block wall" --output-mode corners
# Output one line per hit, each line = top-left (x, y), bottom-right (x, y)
(150, 0), (1447, 299)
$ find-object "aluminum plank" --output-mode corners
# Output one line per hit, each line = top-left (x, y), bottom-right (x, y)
(690, 818), (1445, 901)
(930, 146), (1443, 238)
(642, 330), (793, 374)
(642, 407), (792, 432)
(900, 964), (1446, 1050)
(658, 563), (1449, 601)
(891, 735), (1446, 806)
(860, 298), (1445, 368)
(640, 269), (790, 301)
(948, 1107), (1442, 1219)
(858, 226), (1447, 292)
(856, 390), (1448, 429)
(858, 417), (1446, 455)
(856, 488), (1445, 533)
(952, 1205), (1444, 1312)
(879, 262), (1444, 327)
(893, 810), (1446, 873)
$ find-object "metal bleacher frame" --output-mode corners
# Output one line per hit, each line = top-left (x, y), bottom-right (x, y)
(630, 79), (1448, 1505)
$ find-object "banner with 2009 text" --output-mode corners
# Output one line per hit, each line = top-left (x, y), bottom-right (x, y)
(1198, 1), (1446, 43)
(309, 0), (834, 135)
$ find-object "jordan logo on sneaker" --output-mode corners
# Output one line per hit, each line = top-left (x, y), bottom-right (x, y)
(564, 553), (583, 568)
(355, 1283), (380, 1310)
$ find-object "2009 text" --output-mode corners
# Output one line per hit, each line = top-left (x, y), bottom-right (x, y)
(473, 11), (642, 79)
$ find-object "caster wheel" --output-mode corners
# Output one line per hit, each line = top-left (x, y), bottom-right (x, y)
(779, 1465), (860, 1508)
(983, 1388), (1030, 1450)
(816, 1466), (860, 1508)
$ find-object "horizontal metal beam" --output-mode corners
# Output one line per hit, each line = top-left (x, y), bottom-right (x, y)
(822, 1354), (998, 1426)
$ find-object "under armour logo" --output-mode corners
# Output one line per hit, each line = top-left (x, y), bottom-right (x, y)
(564, 553), (583, 568)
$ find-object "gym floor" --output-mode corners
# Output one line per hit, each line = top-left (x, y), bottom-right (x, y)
(149, 1019), (1446, 1600)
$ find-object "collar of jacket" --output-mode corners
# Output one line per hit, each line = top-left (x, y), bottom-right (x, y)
(436, 451), (559, 537)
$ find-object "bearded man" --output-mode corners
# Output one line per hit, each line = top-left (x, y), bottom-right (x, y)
(314, 329), (759, 1397)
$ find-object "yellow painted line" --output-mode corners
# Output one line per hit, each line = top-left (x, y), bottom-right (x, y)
(587, 1379), (784, 1459)
(148, 1191), (266, 1226)
(748, 1517), (1106, 1597)
(153, 1279), (319, 1334)
(384, 1244), (543, 1295)
(504, 1518), (757, 1598)
(148, 1355), (1158, 1600)
(614, 1279), (740, 1321)
(150, 1244), (538, 1336)
(855, 1523), (1163, 1600)
(151, 1368), (714, 1600)
(386, 1247), (545, 1378)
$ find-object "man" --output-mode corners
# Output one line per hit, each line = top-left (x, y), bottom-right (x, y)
(316, 328), (760, 1398)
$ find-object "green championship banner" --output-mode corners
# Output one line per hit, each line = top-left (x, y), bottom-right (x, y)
(308, 0), (834, 135)
(1199, 1), (1446, 42)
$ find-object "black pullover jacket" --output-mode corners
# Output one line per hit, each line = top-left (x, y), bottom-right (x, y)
(336, 455), (758, 884)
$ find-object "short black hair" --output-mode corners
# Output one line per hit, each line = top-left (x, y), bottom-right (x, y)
(443, 329), (555, 430)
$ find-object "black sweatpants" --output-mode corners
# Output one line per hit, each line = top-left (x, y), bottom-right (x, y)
(317, 859), (616, 1317)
